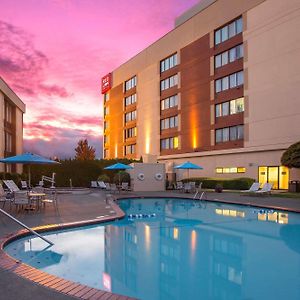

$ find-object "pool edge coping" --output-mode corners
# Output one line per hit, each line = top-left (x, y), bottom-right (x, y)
(1, 195), (299, 300)
(0, 200), (135, 300)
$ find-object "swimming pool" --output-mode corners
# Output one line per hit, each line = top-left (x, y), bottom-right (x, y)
(5, 198), (300, 300)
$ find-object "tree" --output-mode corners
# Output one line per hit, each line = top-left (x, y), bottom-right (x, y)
(281, 141), (300, 168)
(74, 139), (96, 160)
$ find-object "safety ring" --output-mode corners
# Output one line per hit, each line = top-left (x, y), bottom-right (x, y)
(155, 173), (163, 181)
(137, 173), (145, 181)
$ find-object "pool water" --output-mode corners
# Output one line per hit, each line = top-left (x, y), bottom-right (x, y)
(5, 198), (300, 300)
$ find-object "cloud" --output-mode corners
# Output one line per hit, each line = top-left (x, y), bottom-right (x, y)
(0, 20), (69, 98)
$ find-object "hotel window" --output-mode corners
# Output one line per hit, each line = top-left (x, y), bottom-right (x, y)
(104, 121), (108, 131)
(215, 125), (244, 143)
(216, 167), (246, 174)
(5, 102), (13, 124)
(160, 74), (178, 91)
(125, 127), (137, 139)
(215, 71), (244, 93)
(125, 76), (137, 91)
(104, 106), (109, 116)
(216, 97), (244, 118)
(161, 94), (178, 110)
(161, 136), (179, 150)
(125, 110), (137, 122)
(125, 94), (137, 106)
(125, 144), (136, 155)
(104, 149), (109, 158)
(103, 93), (109, 102)
(104, 135), (108, 144)
(215, 17), (243, 45)
(5, 131), (13, 153)
(215, 44), (243, 68)
(161, 115), (178, 130)
(160, 53), (178, 73)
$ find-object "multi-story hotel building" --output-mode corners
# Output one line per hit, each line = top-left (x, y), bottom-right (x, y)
(0, 76), (25, 173)
(102, 0), (300, 189)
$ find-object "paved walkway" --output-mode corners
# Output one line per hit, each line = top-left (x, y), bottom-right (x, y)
(0, 189), (299, 300)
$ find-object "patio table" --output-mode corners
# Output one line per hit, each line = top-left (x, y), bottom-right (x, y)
(28, 192), (46, 211)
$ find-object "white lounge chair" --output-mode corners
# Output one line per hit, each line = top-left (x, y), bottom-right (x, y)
(241, 182), (260, 193)
(97, 181), (107, 189)
(3, 180), (20, 192)
(91, 181), (98, 188)
(255, 183), (273, 195)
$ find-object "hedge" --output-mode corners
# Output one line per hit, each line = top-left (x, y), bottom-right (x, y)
(181, 177), (255, 190)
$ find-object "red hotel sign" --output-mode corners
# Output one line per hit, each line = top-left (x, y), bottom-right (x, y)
(101, 73), (112, 94)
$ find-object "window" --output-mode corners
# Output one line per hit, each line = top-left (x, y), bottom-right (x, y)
(5, 131), (12, 153)
(104, 106), (109, 116)
(215, 71), (244, 93)
(161, 95), (178, 110)
(104, 149), (109, 158)
(161, 137), (179, 150)
(125, 127), (137, 139)
(104, 93), (110, 102)
(160, 53), (178, 73)
(125, 110), (137, 122)
(215, 44), (243, 69)
(216, 167), (246, 174)
(215, 17), (243, 45)
(125, 94), (136, 106)
(125, 144), (136, 155)
(125, 76), (137, 91)
(104, 135), (108, 144)
(5, 102), (13, 124)
(161, 116), (178, 130)
(216, 98), (244, 118)
(161, 74), (178, 91)
(215, 125), (244, 143)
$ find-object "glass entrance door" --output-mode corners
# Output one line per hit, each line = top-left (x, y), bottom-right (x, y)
(258, 166), (289, 190)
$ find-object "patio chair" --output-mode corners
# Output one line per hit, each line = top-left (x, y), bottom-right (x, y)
(13, 191), (29, 212)
(21, 180), (29, 190)
(91, 181), (98, 188)
(121, 182), (131, 191)
(240, 182), (260, 194)
(110, 184), (118, 193)
(190, 182), (196, 193)
(97, 181), (107, 189)
(42, 189), (58, 211)
(3, 180), (20, 192)
(255, 183), (273, 195)
(104, 182), (111, 191)
(175, 181), (184, 192)
(0, 184), (13, 209)
(184, 182), (192, 193)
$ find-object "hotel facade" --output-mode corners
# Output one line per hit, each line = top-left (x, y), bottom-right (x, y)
(0, 77), (25, 173)
(102, 0), (300, 189)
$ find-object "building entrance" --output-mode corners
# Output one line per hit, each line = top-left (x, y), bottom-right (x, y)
(258, 166), (289, 189)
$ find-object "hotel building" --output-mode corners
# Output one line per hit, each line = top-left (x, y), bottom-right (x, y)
(102, 0), (300, 189)
(0, 77), (25, 173)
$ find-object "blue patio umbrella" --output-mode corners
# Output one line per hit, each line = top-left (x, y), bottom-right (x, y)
(174, 161), (203, 179)
(0, 152), (60, 187)
(104, 163), (133, 185)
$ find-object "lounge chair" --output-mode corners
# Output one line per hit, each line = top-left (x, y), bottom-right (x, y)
(175, 181), (184, 192)
(97, 181), (107, 189)
(21, 180), (29, 190)
(121, 182), (131, 191)
(104, 182), (111, 191)
(255, 183), (273, 195)
(3, 180), (20, 192)
(241, 182), (260, 194)
(0, 184), (12, 209)
(91, 181), (98, 188)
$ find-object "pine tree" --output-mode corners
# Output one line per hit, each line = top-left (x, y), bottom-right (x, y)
(74, 139), (96, 160)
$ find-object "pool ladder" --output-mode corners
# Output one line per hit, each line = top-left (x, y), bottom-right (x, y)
(0, 208), (53, 246)
(193, 189), (207, 201)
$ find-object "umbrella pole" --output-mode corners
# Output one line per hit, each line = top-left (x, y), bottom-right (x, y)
(28, 165), (31, 188)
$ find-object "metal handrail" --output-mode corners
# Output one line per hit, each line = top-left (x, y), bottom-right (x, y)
(0, 208), (54, 246)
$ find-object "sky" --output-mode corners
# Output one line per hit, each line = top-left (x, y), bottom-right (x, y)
(0, 0), (199, 159)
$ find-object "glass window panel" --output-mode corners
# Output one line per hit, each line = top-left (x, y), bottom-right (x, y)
(230, 73), (237, 88)
(175, 116), (178, 127)
(237, 125), (244, 139)
(215, 30), (221, 45)
(165, 59), (170, 70)
(229, 167), (238, 173)
(215, 79), (222, 93)
(221, 52), (228, 65)
(230, 99), (237, 114)
(170, 117), (174, 128)
(222, 102), (229, 116)
(161, 81), (164, 91)
(223, 128), (229, 142)
(228, 22), (236, 38)
(221, 26), (228, 42)
(215, 54), (222, 68)
(236, 18), (243, 34)
(161, 61), (165, 72)
(216, 104), (222, 117)
(237, 71), (244, 86)
(216, 168), (223, 174)
(174, 137), (179, 148)
(236, 44), (243, 59)
(229, 48), (236, 62)
(230, 126), (237, 140)
(223, 168), (230, 173)
(216, 129), (222, 143)
(236, 98), (244, 113)
(237, 167), (246, 173)
(222, 77), (229, 90)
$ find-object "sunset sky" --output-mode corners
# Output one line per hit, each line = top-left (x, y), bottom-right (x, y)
(0, 0), (199, 158)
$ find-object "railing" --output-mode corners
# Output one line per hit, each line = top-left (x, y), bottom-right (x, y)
(193, 190), (207, 201)
(0, 208), (54, 246)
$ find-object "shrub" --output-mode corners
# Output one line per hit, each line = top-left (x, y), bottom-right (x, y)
(97, 174), (110, 182)
(181, 177), (255, 190)
(113, 171), (130, 184)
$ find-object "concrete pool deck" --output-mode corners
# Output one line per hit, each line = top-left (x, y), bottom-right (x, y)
(0, 189), (299, 299)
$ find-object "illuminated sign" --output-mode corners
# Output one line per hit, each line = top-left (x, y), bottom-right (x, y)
(101, 73), (112, 94)
(103, 272), (111, 291)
